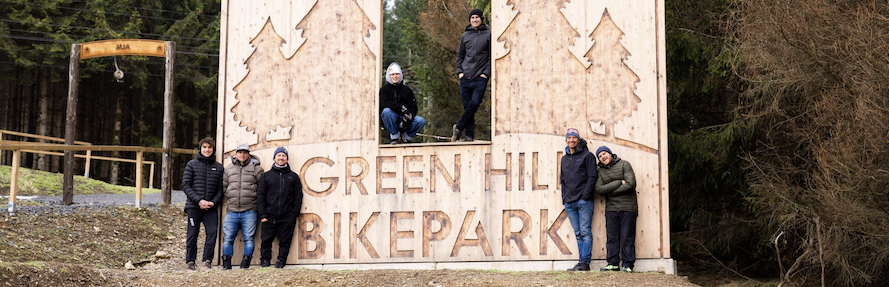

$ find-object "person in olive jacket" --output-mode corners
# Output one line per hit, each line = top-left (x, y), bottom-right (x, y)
(220, 143), (264, 270)
(182, 137), (224, 270)
(559, 128), (597, 271)
(257, 147), (303, 268)
(594, 146), (638, 273)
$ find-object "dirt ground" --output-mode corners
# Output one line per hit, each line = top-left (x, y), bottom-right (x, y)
(0, 203), (701, 287)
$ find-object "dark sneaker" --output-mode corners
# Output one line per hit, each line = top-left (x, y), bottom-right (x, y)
(186, 261), (196, 270)
(275, 260), (285, 268)
(240, 255), (252, 269)
(260, 259), (270, 267)
(400, 134), (411, 143)
(389, 138), (400, 145)
(460, 136), (474, 142)
(451, 124), (462, 142)
(567, 262), (590, 271)
(600, 264), (620, 271)
(203, 260), (212, 269)
(621, 266), (633, 273)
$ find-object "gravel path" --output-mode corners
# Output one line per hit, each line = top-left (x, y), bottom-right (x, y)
(8, 191), (188, 214)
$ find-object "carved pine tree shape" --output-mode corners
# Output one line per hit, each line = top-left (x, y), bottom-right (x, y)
(586, 9), (640, 139)
(231, 19), (294, 143)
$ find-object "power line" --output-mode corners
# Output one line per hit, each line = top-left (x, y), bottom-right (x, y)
(0, 34), (219, 57)
(0, 0), (217, 26)
(0, 48), (219, 70)
(0, 19), (219, 42)
(1, 28), (219, 52)
(72, 0), (220, 19)
(0, 60), (216, 81)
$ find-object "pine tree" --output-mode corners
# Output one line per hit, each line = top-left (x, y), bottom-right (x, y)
(585, 9), (640, 139)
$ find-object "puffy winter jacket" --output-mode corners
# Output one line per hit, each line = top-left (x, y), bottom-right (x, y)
(257, 164), (303, 223)
(182, 153), (224, 211)
(222, 155), (264, 212)
(594, 154), (637, 212)
(559, 138), (597, 204)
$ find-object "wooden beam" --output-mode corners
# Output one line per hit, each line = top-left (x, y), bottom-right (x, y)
(80, 39), (166, 59)
(63, 43), (80, 205)
(162, 41), (176, 205)
(8, 150), (20, 213)
(135, 151), (144, 208)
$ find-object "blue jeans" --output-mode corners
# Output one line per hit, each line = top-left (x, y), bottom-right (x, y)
(457, 77), (488, 138)
(222, 210), (258, 257)
(381, 108), (426, 140)
(564, 199), (594, 263)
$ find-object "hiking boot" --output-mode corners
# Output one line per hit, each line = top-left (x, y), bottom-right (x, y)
(389, 138), (400, 145)
(399, 134), (411, 143)
(240, 255), (252, 269)
(621, 266), (633, 273)
(275, 260), (285, 268)
(451, 124), (462, 142)
(260, 259), (271, 267)
(203, 260), (212, 269)
(460, 136), (474, 142)
(600, 264), (620, 271)
(567, 262), (590, 271)
(221, 255), (232, 270)
(186, 261), (196, 271)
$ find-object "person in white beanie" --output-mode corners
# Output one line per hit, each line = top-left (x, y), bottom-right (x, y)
(380, 62), (426, 144)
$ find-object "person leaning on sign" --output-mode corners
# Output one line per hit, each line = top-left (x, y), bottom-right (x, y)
(451, 8), (491, 142)
(220, 143), (264, 270)
(257, 147), (303, 268)
(594, 146), (638, 273)
(559, 128), (598, 271)
(380, 62), (427, 144)
(182, 137), (224, 270)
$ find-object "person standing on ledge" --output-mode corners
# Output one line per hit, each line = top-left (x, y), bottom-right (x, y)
(452, 8), (491, 142)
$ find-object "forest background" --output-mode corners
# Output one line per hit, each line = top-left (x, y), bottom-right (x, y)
(0, 0), (887, 285)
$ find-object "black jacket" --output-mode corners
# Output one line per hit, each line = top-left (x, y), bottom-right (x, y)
(456, 23), (491, 79)
(182, 153), (224, 211)
(379, 82), (418, 117)
(559, 138), (597, 204)
(257, 164), (303, 223)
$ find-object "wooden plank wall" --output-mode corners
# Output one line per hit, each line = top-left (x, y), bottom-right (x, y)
(218, 0), (668, 266)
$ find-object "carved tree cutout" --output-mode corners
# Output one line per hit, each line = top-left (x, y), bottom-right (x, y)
(492, 0), (519, 60)
(586, 9), (640, 139)
(231, 19), (294, 143)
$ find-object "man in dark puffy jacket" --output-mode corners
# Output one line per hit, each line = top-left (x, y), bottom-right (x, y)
(559, 128), (597, 271)
(257, 147), (303, 268)
(380, 62), (426, 144)
(594, 146), (638, 273)
(220, 143), (264, 270)
(182, 137), (224, 270)
(452, 8), (491, 142)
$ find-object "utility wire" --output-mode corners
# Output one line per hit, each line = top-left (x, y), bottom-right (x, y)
(0, 60), (216, 81)
(0, 0), (217, 26)
(1, 28), (219, 52)
(72, 0), (220, 19)
(0, 19), (219, 42)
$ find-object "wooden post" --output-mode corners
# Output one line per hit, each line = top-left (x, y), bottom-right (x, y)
(84, 150), (91, 177)
(135, 150), (144, 208)
(149, 162), (155, 189)
(8, 150), (20, 213)
(162, 41), (176, 205)
(63, 43), (81, 205)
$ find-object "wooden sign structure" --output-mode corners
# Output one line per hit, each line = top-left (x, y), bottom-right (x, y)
(217, 0), (671, 273)
(65, 39), (176, 206)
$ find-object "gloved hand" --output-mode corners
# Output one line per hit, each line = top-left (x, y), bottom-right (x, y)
(397, 118), (410, 131)
(403, 112), (413, 122)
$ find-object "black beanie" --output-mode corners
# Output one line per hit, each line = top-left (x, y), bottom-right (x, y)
(469, 9), (483, 20)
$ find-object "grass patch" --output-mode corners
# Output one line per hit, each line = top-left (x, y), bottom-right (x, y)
(0, 166), (159, 196)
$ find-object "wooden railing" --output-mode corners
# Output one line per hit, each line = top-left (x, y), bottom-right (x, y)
(0, 137), (196, 212)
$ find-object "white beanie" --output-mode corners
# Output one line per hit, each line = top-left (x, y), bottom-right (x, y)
(386, 62), (403, 84)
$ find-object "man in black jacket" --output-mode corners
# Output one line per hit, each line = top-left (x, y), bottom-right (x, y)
(452, 8), (491, 142)
(257, 147), (303, 268)
(182, 137), (224, 270)
(380, 62), (426, 144)
(559, 128), (597, 271)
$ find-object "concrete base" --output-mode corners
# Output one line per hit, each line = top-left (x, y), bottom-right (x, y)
(285, 259), (676, 275)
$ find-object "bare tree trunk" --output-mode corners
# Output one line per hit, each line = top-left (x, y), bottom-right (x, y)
(52, 83), (63, 173)
(110, 94), (121, 185)
(22, 74), (32, 168)
(0, 81), (8, 166)
(36, 68), (50, 171)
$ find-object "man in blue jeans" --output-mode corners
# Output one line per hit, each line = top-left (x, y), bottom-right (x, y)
(452, 8), (491, 142)
(559, 128), (597, 271)
(380, 62), (426, 144)
(220, 143), (264, 269)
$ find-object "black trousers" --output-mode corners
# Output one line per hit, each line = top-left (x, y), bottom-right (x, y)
(260, 219), (297, 263)
(605, 211), (637, 268)
(185, 207), (218, 263)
